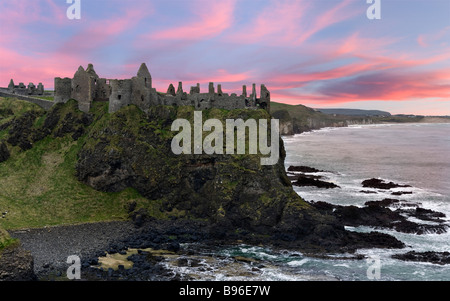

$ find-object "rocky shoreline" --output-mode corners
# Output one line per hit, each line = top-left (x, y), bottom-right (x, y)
(5, 165), (450, 281)
(9, 196), (449, 281)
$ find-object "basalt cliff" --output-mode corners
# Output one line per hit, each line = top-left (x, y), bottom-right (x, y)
(0, 97), (405, 260)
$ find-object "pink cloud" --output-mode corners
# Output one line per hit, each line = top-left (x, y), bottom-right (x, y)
(269, 67), (450, 107)
(296, 0), (359, 45)
(226, 0), (359, 46)
(227, 0), (309, 44)
(148, 0), (236, 41)
(417, 26), (450, 47)
(59, 7), (153, 54)
(0, 0), (66, 46)
(0, 44), (86, 88)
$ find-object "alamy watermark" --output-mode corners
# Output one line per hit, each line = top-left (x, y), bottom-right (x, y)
(66, 255), (81, 280)
(66, 0), (81, 20)
(65, 0), (380, 21)
(366, 0), (381, 20)
(366, 255), (381, 280)
(170, 111), (280, 166)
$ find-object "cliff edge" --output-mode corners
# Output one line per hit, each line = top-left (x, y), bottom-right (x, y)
(0, 98), (404, 260)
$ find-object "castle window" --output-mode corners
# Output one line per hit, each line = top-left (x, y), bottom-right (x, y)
(118, 95), (122, 100)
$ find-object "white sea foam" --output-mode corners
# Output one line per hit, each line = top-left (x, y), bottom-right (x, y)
(282, 123), (450, 280)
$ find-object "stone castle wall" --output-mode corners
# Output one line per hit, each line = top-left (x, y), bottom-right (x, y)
(7, 79), (44, 96)
(53, 63), (270, 114)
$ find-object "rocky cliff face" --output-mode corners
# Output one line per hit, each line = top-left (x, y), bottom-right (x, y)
(74, 103), (404, 253)
(0, 244), (36, 281)
(0, 228), (36, 281)
(75, 105), (299, 234)
(0, 99), (406, 257)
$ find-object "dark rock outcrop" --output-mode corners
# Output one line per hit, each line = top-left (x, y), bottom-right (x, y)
(361, 178), (412, 190)
(1, 100), (93, 153)
(287, 165), (324, 173)
(6, 110), (44, 150)
(75, 105), (296, 235)
(0, 244), (36, 281)
(310, 200), (448, 235)
(0, 141), (10, 163)
(392, 251), (450, 265)
(292, 174), (340, 189)
(287, 166), (339, 189)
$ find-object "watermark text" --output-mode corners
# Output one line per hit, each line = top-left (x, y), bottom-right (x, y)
(171, 111), (280, 165)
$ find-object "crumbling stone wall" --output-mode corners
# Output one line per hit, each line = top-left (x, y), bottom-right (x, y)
(7, 79), (44, 96)
(53, 63), (270, 114)
(109, 79), (132, 113)
(54, 78), (72, 103)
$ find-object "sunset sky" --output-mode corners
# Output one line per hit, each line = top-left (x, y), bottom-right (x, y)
(1, 0), (449, 115)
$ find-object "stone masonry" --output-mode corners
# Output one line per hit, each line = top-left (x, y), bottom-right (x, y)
(54, 63), (270, 114)
(8, 79), (44, 96)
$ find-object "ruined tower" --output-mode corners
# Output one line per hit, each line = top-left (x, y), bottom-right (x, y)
(109, 79), (132, 113)
(54, 77), (72, 103)
(71, 65), (98, 113)
(8, 79), (14, 91)
(137, 62), (152, 89)
(130, 63), (157, 112)
(259, 84), (270, 111)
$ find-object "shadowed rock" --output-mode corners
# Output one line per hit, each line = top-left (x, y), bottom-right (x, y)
(392, 251), (450, 265)
(293, 174), (339, 189)
(362, 178), (411, 190)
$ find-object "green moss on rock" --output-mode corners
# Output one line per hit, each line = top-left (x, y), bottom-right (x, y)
(76, 104), (312, 232)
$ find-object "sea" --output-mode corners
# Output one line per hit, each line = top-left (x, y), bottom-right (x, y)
(160, 123), (450, 281)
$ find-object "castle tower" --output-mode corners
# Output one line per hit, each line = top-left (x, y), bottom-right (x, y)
(54, 77), (72, 103)
(167, 84), (176, 96)
(8, 79), (14, 91)
(86, 63), (99, 79)
(71, 65), (96, 113)
(251, 83), (256, 101)
(27, 83), (36, 95)
(190, 83), (200, 94)
(130, 63), (155, 111)
(259, 84), (270, 111)
(109, 79), (132, 113)
(177, 82), (183, 95)
(137, 63), (152, 89)
(36, 83), (44, 95)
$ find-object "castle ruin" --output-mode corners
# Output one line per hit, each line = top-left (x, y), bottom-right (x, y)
(54, 63), (270, 114)
(8, 79), (44, 96)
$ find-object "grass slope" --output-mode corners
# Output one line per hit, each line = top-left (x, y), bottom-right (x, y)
(0, 98), (150, 230)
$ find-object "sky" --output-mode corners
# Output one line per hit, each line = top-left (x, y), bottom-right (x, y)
(1, 0), (449, 115)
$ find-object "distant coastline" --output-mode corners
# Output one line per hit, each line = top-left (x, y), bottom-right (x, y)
(270, 101), (450, 135)
(417, 116), (450, 124)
